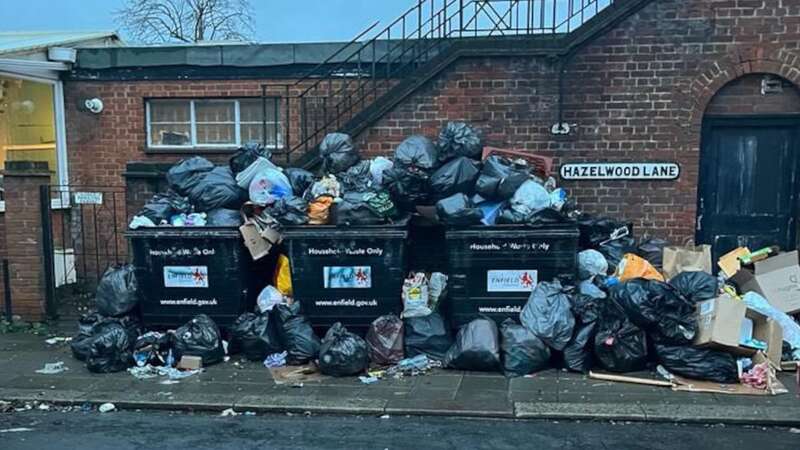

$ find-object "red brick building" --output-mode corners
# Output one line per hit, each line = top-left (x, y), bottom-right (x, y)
(2, 0), (800, 320)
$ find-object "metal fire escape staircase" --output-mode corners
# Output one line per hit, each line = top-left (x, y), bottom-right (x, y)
(273, 0), (651, 168)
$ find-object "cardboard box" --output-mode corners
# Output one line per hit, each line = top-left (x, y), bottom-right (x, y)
(694, 295), (783, 368)
(177, 355), (203, 370)
(730, 250), (800, 314)
(718, 247), (750, 279)
(240, 222), (282, 261)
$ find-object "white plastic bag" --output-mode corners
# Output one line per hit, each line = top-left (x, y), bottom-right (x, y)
(578, 249), (608, 280)
(249, 168), (292, 206)
(428, 272), (448, 311)
(236, 157), (279, 189)
(369, 157), (394, 186)
(257, 285), (284, 313)
(510, 180), (551, 217)
(402, 273), (431, 318)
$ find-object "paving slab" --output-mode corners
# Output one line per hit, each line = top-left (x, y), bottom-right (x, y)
(515, 402), (647, 421)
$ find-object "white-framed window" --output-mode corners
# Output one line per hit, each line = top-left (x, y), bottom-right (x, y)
(146, 98), (283, 150)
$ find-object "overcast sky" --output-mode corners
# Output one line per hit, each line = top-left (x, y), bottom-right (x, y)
(0, 0), (404, 43)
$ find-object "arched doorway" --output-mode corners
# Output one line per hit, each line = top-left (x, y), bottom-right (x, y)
(697, 74), (800, 262)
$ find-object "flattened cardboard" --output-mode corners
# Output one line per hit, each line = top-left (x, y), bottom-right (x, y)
(693, 296), (784, 368)
(177, 355), (202, 370)
(671, 373), (786, 396)
(718, 247), (750, 279)
(730, 250), (800, 314)
(240, 222), (281, 261)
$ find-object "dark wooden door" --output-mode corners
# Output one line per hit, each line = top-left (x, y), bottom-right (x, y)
(697, 117), (800, 263)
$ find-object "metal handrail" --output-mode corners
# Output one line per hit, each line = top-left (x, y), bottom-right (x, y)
(278, 0), (615, 163)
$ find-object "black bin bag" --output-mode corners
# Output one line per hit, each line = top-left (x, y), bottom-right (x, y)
(610, 279), (697, 345)
(95, 264), (139, 317)
(395, 135), (439, 172)
(520, 280), (575, 351)
(167, 156), (215, 196)
(436, 193), (483, 227)
(437, 122), (483, 162)
(404, 312), (453, 360)
(320, 133), (360, 174)
(230, 142), (270, 175)
(86, 321), (135, 373)
(654, 344), (739, 383)
(138, 191), (191, 224)
(366, 315), (404, 366)
(319, 322), (369, 377)
(637, 238), (668, 270)
(284, 168), (315, 196)
(187, 166), (247, 212)
(384, 167), (431, 210)
(668, 271), (718, 304)
(429, 156), (480, 200)
(230, 312), (283, 361)
(173, 314), (225, 366)
(206, 208), (243, 227)
(71, 311), (105, 362)
(474, 155), (530, 201)
(562, 281), (603, 373)
(593, 298), (648, 373)
(444, 318), (501, 372)
(273, 302), (321, 365)
(500, 319), (550, 377)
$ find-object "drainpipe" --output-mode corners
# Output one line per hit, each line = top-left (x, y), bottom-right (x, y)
(551, 50), (577, 136)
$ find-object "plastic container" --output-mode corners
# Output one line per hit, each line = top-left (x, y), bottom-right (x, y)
(127, 227), (267, 329)
(445, 223), (579, 328)
(282, 219), (409, 330)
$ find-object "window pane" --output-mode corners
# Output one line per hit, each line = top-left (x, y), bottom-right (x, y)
(150, 124), (191, 146)
(195, 101), (235, 123)
(197, 124), (235, 145)
(241, 124), (283, 147)
(240, 98), (279, 123)
(150, 100), (190, 123)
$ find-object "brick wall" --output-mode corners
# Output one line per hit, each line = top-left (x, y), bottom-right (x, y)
(705, 74), (800, 116)
(357, 0), (800, 243)
(0, 211), (5, 315)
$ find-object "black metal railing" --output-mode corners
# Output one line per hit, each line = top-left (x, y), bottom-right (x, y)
(273, 0), (614, 164)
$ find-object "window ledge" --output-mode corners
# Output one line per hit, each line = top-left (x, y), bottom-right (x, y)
(144, 146), (285, 155)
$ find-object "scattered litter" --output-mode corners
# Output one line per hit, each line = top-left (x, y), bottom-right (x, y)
(0, 428), (34, 433)
(45, 337), (71, 345)
(159, 379), (181, 385)
(128, 364), (202, 380)
(37, 403), (51, 410)
(359, 376), (380, 385)
(380, 414), (391, 419)
(220, 408), (238, 417)
(264, 351), (288, 369)
(244, 411), (257, 416)
(35, 361), (68, 374)
(98, 403), (116, 413)
(789, 428), (800, 434)
(385, 354), (442, 378)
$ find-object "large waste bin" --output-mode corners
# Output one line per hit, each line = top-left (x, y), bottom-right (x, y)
(282, 219), (409, 330)
(127, 228), (264, 329)
(445, 223), (579, 328)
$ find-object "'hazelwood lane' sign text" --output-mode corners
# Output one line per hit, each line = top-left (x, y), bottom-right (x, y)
(560, 163), (680, 180)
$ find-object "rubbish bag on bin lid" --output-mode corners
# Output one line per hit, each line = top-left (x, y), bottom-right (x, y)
(249, 168), (292, 206)
(429, 156), (481, 200)
(333, 192), (389, 226)
(370, 157), (394, 186)
(366, 315), (404, 366)
(509, 180), (551, 217)
(394, 135), (439, 171)
(616, 253), (665, 282)
(167, 156), (214, 196)
(383, 166), (431, 210)
(339, 160), (374, 193)
(475, 155), (530, 201)
(257, 286), (284, 313)
(188, 166), (248, 212)
(236, 157), (279, 189)
(404, 312), (453, 360)
(230, 312), (282, 361)
(86, 321), (135, 373)
(320, 133), (360, 174)
(206, 208), (243, 227)
(274, 255), (293, 297)
(743, 292), (800, 360)
(577, 215), (633, 249)
(436, 122), (483, 162)
(308, 195), (335, 225)
(598, 236), (637, 272)
(500, 319), (550, 377)
(654, 344), (739, 383)
(95, 264), (139, 317)
(266, 197), (309, 226)
(230, 142), (271, 175)
(435, 193), (484, 227)
(319, 322), (369, 377)
(273, 302), (321, 365)
(668, 271), (718, 303)
(477, 201), (504, 226)
(593, 298), (648, 373)
(444, 318), (501, 372)
(610, 279), (696, 345)
(308, 175), (342, 200)
(173, 314), (225, 366)
(578, 249), (609, 281)
(520, 280), (576, 351)
(402, 273), (431, 319)
(284, 168), (315, 196)
(138, 191), (192, 224)
(637, 237), (668, 270)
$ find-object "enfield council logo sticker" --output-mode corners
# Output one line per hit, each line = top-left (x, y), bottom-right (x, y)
(323, 266), (372, 289)
(487, 270), (537, 292)
(163, 266), (209, 288)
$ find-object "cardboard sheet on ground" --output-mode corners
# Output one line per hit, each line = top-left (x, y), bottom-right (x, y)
(589, 370), (787, 396)
(269, 364), (330, 385)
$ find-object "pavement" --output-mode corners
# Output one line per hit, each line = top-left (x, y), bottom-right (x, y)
(1, 332), (799, 425)
(3, 410), (800, 450)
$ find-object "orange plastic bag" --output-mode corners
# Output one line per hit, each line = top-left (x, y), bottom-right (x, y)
(616, 253), (665, 282)
(274, 254), (293, 297)
(308, 195), (334, 225)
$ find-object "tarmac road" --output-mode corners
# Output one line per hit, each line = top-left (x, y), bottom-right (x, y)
(1, 409), (799, 450)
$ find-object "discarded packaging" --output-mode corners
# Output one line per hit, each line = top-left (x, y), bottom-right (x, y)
(731, 250), (800, 314)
